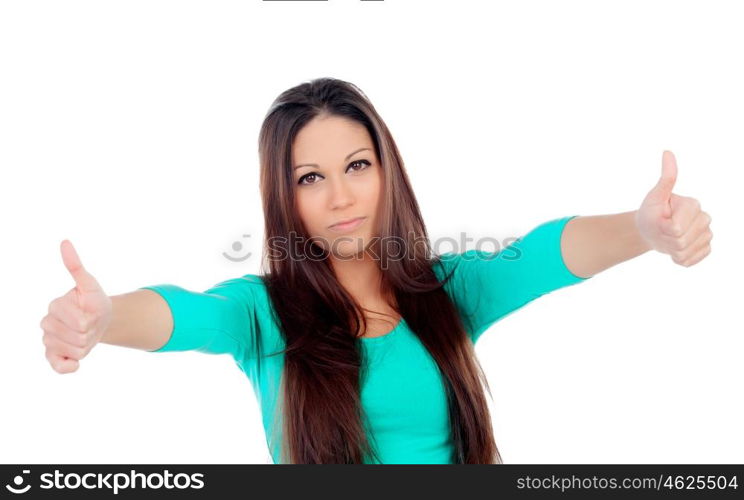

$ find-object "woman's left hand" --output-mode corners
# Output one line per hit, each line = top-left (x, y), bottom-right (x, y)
(635, 150), (713, 267)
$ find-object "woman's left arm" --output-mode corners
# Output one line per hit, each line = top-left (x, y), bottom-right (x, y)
(560, 150), (714, 279)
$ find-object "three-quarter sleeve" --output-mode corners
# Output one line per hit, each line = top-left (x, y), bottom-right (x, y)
(433, 215), (591, 343)
(138, 275), (261, 362)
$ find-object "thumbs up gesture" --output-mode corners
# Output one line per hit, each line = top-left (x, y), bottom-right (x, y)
(39, 240), (113, 373)
(635, 151), (713, 267)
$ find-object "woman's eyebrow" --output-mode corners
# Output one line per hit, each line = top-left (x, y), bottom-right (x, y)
(293, 147), (371, 170)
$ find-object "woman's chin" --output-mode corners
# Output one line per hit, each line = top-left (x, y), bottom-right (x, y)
(328, 240), (370, 260)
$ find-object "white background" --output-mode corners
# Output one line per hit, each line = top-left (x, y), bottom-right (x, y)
(1, 0), (741, 464)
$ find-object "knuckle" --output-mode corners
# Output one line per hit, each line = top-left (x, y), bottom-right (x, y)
(49, 357), (61, 373)
(49, 298), (63, 316)
(45, 318), (59, 335)
(72, 345), (86, 360)
(63, 344), (82, 360)
(44, 349), (57, 367)
(674, 250), (691, 265)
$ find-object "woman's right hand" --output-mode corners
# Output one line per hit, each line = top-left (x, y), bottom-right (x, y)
(40, 240), (113, 374)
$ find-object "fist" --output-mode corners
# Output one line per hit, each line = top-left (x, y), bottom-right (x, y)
(40, 240), (113, 374)
(636, 151), (713, 267)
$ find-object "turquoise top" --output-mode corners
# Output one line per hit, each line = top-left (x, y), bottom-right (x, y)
(140, 215), (591, 463)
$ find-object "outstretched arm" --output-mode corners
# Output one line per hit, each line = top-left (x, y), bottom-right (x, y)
(560, 210), (650, 278)
(561, 151), (713, 279)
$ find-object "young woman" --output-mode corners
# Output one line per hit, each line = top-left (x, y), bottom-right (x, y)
(40, 77), (713, 464)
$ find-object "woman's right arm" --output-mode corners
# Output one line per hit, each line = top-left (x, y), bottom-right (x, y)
(43, 240), (259, 374)
(99, 289), (173, 351)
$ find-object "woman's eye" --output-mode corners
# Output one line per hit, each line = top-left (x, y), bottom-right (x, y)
(298, 172), (319, 185)
(348, 159), (371, 172)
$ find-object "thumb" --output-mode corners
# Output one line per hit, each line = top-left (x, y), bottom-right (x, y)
(60, 240), (103, 297)
(651, 150), (678, 218)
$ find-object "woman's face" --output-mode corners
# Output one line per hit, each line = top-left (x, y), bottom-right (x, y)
(292, 114), (383, 259)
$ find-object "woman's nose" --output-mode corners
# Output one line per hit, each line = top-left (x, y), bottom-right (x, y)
(328, 178), (355, 208)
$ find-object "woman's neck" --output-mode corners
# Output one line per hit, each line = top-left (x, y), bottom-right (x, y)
(330, 252), (385, 304)
(330, 252), (400, 331)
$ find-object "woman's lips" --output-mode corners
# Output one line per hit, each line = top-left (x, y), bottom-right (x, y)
(328, 216), (366, 233)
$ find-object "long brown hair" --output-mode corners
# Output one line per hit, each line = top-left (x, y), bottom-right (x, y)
(255, 77), (501, 464)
